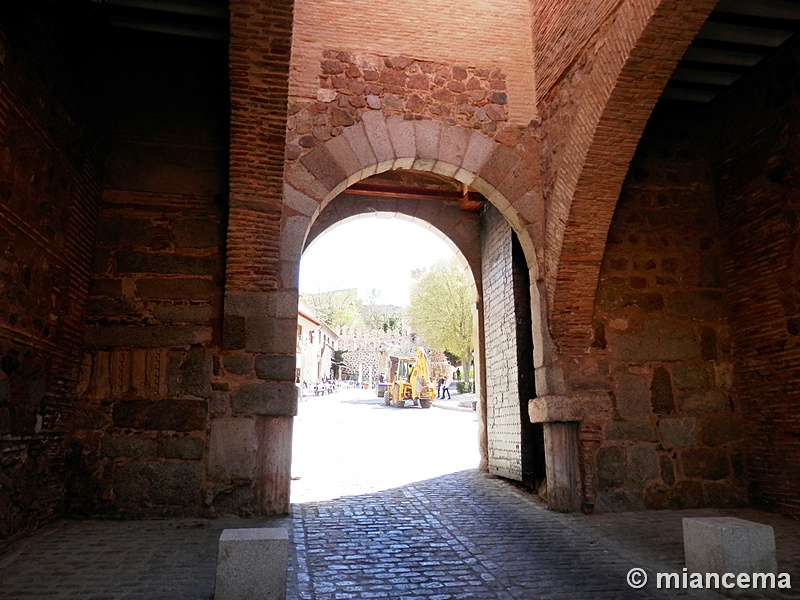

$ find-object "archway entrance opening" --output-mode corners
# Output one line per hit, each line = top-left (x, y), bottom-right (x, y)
(291, 200), (482, 503)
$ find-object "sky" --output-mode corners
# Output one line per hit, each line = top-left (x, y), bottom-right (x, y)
(299, 216), (457, 307)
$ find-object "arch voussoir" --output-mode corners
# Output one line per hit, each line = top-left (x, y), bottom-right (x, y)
(386, 114), (416, 169)
(361, 110), (396, 172)
(341, 121), (378, 178)
(325, 133), (365, 184)
(285, 161), (330, 204)
(299, 145), (349, 196)
(413, 119), (442, 160)
(461, 131), (495, 177)
(283, 183), (319, 217)
(439, 125), (471, 169)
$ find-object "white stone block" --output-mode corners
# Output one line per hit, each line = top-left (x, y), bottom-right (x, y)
(215, 528), (288, 600)
(683, 517), (777, 583)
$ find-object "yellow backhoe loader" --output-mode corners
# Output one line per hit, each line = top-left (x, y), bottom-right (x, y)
(383, 346), (436, 409)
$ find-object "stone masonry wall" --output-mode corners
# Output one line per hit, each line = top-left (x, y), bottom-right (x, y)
(0, 21), (104, 547)
(73, 33), (229, 517)
(710, 38), (800, 516)
(591, 107), (745, 512)
(481, 205), (522, 481)
(286, 52), (510, 162)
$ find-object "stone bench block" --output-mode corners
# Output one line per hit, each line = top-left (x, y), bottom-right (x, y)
(683, 517), (777, 583)
(215, 527), (288, 600)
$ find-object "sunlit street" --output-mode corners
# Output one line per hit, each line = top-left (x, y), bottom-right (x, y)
(290, 386), (480, 503)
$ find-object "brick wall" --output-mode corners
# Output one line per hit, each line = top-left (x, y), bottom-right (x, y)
(73, 32), (229, 516)
(591, 107), (746, 512)
(538, 0), (715, 357)
(531, 0), (621, 97)
(290, 0), (536, 126)
(710, 38), (800, 516)
(0, 19), (104, 546)
(481, 205), (522, 481)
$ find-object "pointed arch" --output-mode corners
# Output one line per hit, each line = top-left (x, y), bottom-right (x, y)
(544, 0), (718, 354)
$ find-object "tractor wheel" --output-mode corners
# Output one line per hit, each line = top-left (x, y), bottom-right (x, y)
(383, 390), (392, 406)
(419, 399), (432, 409)
(392, 385), (405, 408)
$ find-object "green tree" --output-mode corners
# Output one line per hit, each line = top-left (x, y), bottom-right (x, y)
(361, 288), (403, 333)
(406, 258), (474, 385)
(301, 288), (363, 330)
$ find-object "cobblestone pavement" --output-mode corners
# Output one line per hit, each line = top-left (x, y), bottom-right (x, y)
(2, 389), (799, 599)
(2, 471), (799, 599)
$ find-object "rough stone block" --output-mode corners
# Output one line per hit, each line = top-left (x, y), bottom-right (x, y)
(164, 436), (204, 460)
(113, 399), (207, 431)
(208, 417), (258, 480)
(681, 390), (730, 413)
(215, 528), (288, 600)
(680, 447), (730, 480)
(255, 354), (296, 381)
(659, 417), (697, 447)
(683, 517), (777, 592)
(172, 219), (219, 248)
(231, 382), (298, 416)
(152, 304), (212, 324)
(114, 461), (200, 505)
(610, 321), (700, 362)
(116, 251), (215, 276)
(613, 368), (651, 420)
(83, 325), (212, 349)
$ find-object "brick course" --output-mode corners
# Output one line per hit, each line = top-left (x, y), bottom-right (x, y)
(710, 37), (800, 516)
(0, 19), (104, 547)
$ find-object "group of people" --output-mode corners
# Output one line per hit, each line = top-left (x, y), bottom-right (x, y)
(436, 376), (451, 399)
(296, 377), (338, 396)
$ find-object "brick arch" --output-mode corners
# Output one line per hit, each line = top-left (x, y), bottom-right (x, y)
(544, 0), (717, 355)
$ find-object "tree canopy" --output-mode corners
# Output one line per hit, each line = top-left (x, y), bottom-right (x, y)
(406, 258), (474, 380)
(300, 288), (363, 330)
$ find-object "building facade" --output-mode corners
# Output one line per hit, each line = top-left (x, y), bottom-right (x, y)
(296, 303), (338, 385)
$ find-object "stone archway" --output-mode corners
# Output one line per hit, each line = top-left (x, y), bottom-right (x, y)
(279, 112), (549, 376)
(273, 114), (553, 506)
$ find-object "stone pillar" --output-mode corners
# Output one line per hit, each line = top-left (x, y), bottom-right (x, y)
(222, 0), (296, 516)
(542, 422), (581, 512)
(529, 392), (610, 512)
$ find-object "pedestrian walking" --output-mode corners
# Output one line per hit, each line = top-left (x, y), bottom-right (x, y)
(441, 377), (451, 399)
(437, 377), (444, 398)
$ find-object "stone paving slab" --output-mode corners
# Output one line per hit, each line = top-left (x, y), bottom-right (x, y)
(1, 470), (799, 599)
